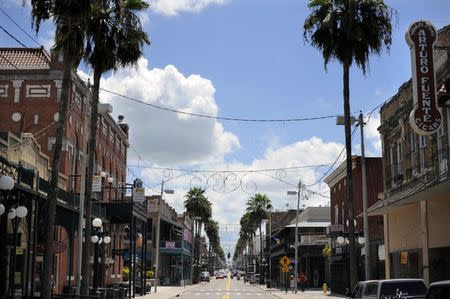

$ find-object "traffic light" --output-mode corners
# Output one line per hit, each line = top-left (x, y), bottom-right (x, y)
(227, 252), (231, 259)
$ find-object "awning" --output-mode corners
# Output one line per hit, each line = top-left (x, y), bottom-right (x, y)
(285, 221), (330, 228)
(367, 175), (450, 216)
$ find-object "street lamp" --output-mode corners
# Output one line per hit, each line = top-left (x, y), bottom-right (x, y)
(266, 203), (273, 288)
(1, 174), (28, 298)
(91, 218), (111, 291)
(337, 112), (371, 280)
(287, 180), (303, 294)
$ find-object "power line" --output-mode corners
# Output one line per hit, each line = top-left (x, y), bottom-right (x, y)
(0, 25), (28, 48)
(101, 88), (344, 123)
(0, 8), (43, 47)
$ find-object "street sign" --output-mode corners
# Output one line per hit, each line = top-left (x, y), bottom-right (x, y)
(279, 255), (292, 268)
(281, 266), (289, 273)
(132, 187), (146, 203)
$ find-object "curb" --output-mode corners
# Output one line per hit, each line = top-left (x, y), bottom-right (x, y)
(169, 282), (209, 298)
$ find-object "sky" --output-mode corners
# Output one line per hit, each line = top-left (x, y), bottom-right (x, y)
(1, 0), (450, 255)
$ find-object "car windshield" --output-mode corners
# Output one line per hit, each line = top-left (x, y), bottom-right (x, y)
(427, 285), (450, 299)
(380, 281), (427, 297)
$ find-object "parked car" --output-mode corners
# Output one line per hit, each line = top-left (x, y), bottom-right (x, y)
(250, 274), (261, 285)
(346, 279), (427, 299)
(216, 271), (226, 279)
(425, 280), (450, 299)
(200, 271), (211, 282)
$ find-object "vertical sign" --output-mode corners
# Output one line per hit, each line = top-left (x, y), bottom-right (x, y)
(132, 187), (146, 203)
(92, 175), (101, 192)
(400, 251), (408, 265)
(406, 20), (442, 135)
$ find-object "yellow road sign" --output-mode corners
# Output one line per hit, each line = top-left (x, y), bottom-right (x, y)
(279, 255), (292, 268)
(281, 266), (290, 272)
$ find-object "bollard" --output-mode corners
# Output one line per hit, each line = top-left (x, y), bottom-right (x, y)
(322, 283), (328, 293)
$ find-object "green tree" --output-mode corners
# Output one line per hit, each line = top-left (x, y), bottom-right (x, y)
(246, 193), (271, 279)
(29, 1), (89, 297)
(304, 0), (394, 287)
(80, 0), (149, 294)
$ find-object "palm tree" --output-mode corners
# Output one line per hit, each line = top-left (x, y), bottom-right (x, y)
(184, 187), (212, 281)
(29, 1), (89, 297)
(246, 193), (271, 281)
(304, 0), (394, 287)
(80, 0), (149, 294)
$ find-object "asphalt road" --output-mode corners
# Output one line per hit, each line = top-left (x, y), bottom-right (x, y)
(180, 276), (276, 299)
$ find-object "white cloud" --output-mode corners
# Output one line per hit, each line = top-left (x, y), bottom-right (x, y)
(100, 58), (240, 165)
(150, 0), (228, 16)
(138, 136), (343, 250)
(365, 114), (382, 156)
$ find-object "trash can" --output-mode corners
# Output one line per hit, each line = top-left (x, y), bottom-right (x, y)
(266, 279), (272, 289)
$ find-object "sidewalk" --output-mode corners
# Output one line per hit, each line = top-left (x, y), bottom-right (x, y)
(253, 284), (343, 299)
(137, 282), (207, 299)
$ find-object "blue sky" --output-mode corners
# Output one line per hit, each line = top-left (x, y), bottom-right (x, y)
(1, 0), (449, 253)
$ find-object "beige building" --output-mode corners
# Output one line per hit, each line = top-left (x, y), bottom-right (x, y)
(369, 25), (450, 284)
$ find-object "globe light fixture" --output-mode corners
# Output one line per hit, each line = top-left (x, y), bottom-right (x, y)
(357, 236), (365, 245)
(103, 236), (111, 244)
(16, 206), (28, 218)
(0, 203), (5, 216)
(7, 208), (16, 220)
(336, 236), (345, 244)
(100, 171), (107, 178)
(92, 218), (102, 228)
(107, 177), (114, 184)
(91, 235), (99, 243)
(0, 175), (14, 191)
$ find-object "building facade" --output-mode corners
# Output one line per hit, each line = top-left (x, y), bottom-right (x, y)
(324, 156), (385, 294)
(0, 47), (133, 295)
(369, 25), (450, 285)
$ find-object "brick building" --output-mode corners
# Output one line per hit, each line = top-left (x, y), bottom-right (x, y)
(368, 25), (450, 284)
(324, 156), (384, 294)
(0, 47), (131, 295)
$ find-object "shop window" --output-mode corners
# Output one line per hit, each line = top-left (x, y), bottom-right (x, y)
(410, 132), (419, 176)
(419, 135), (427, 173)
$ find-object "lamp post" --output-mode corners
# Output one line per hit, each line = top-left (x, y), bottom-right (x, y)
(90, 217), (111, 291)
(266, 204), (273, 288)
(287, 180), (302, 294)
(1, 174), (28, 298)
(154, 180), (174, 293)
(337, 112), (371, 280)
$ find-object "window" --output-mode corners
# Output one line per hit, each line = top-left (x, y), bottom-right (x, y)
(389, 146), (396, 184)
(397, 141), (403, 174)
(363, 282), (379, 297)
(48, 137), (56, 151)
(0, 85), (8, 97)
(334, 204), (339, 225)
(410, 132), (419, 176)
(109, 129), (114, 143)
(419, 135), (427, 172)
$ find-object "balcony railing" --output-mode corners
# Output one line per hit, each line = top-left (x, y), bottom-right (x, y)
(160, 240), (182, 249)
(387, 147), (449, 191)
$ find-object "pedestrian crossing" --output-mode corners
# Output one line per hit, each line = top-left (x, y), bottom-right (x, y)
(192, 292), (264, 296)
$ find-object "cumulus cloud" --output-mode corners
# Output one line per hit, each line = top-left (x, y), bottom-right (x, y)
(138, 136), (343, 249)
(365, 114), (382, 156)
(150, 0), (228, 16)
(99, 58), (240, 165)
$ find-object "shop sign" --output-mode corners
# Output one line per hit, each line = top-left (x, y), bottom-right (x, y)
(400, 251), (408, 265)
(300, 235), (328, 246)
(406, 20), (442, 135)
(92, 175), (102, 192)
(165, 241), (176, 248)
(183, 228), (193, 244)
(327, 224), (344, 234)
(132, 187), (145, 203)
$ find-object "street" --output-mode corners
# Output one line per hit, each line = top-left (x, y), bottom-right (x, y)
(179, 277), (275, 299)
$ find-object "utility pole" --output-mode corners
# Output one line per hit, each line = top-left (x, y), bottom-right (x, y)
(359, 112), (371, 280)
(75, 156), (86, 295)
(154, 180), (163, 292)
(294, 180), (301, 294)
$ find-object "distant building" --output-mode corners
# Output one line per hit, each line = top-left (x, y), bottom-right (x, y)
(324, 156), (384, 294)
